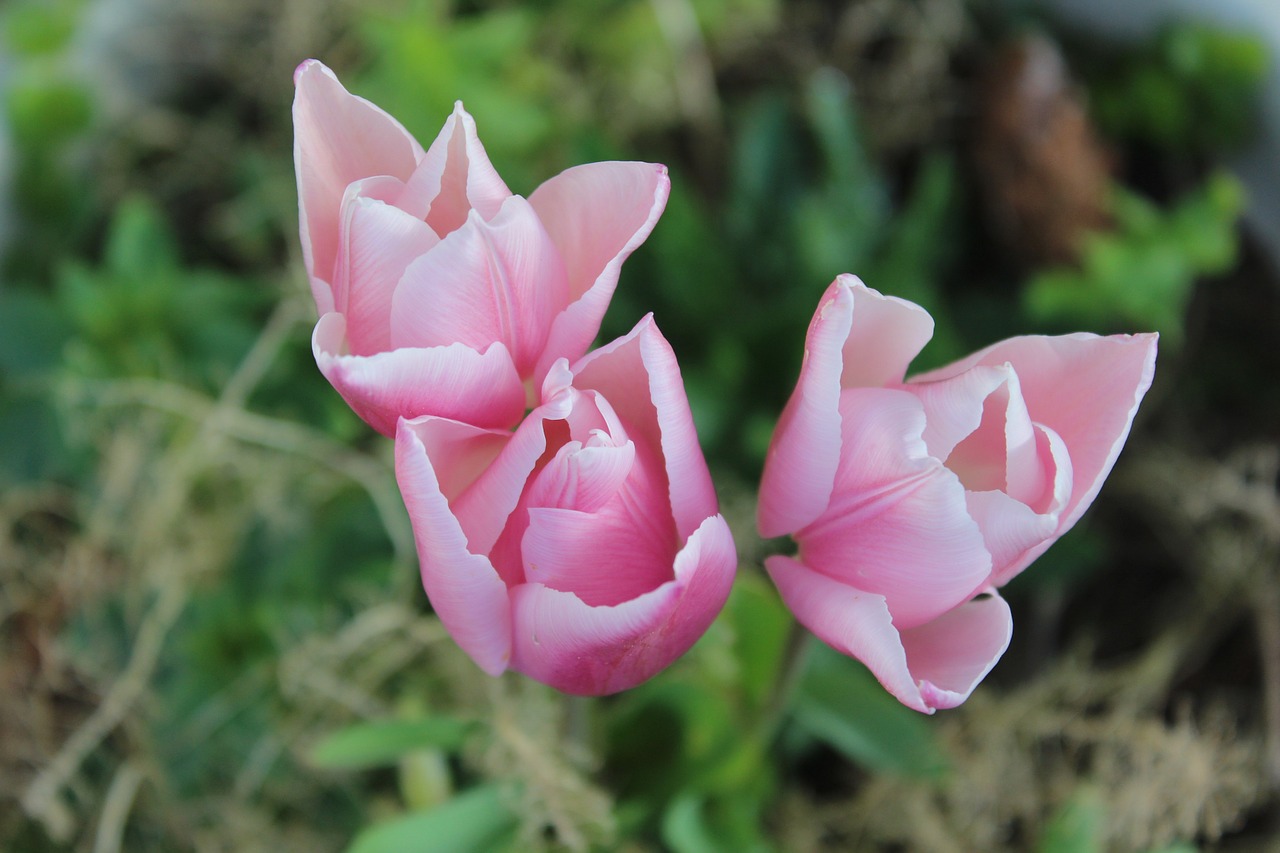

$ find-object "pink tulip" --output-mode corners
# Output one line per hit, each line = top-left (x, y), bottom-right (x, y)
(759, 275), (1157, 713)
(293, 60), (670, 434)
(395, 316), (736, 695)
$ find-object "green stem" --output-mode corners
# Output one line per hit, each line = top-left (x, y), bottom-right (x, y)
(756, 616), (814, 743)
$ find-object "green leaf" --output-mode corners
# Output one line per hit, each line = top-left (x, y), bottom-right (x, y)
(346, 785), (518, 853)
(104, 197), (180, 281)
(661, 792), (774, 853)
(311, 718), (472, 769)
(662, 794), (724, 853)
(791, 644), (948, 779)
(0, 289), (71, 378)
(724, 573), (792, 708)
(1039, 786), (1104, 853)
(2, 2), (78, 56)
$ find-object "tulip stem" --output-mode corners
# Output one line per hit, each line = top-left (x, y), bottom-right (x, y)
(758, 617), (814, 743)
(565, 694), (591, 757)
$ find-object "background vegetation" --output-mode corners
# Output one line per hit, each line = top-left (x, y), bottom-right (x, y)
(1, 0), (1278, 850)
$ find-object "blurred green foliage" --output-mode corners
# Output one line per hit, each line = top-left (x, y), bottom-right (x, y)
(1025, 172), (1244, 343)
(1086, 24), (1267, 153)
(56, 197), (265, 384)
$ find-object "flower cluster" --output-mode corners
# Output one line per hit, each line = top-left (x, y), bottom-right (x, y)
(293, 62), (1156, 707)
(294, 60), (735, 695)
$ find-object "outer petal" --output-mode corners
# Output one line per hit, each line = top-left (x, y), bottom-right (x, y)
(911, 332), (1158, 570)
(509, 514), (736, 695)
(313, 313), (525, 436)
(765, 554), (930, 713)
(531, 162), (671, 379)
(899, 591), (1013, 711)
(572, 316), (717, 541)
(400, 101), (511, 234)
(838, 275), (935, 389)
(767, 554), (1012, 713)
(757, 281), (853, 538)
(333, 184), (439, 356)
(395, 419), (512, 675)
(293, 60), (424, 309)
(799, 388), (992, 630)
(389, 198), (569, 378)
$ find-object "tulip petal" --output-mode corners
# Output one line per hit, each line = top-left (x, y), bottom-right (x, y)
(985, 423), (1075, 586)
(910, 365), (1043, 504)
(313, 313), (525, 436)
(293, 60), (424, 307)
(400, 101), (511, 234)
(964, 491), (1058, 583)
(395, 419), (513, 675)
(799, 387), (991, 629)
(509, 514), (736, 695)
(839, 275), (936, 389)
(768, 555), (1012, 713)
(334, 185), (439, 355)
(522, 439), (677, 606)
(764, 554), (930, 713)
(390, 197), (569, 378)
(757, 281), (853, 538)
(900, 591), (1012, 711)
(531, 162), (671, 378)
(573, 316), (718, 540)
(911, 332), (1157, 546)
(911, 365), (1011, 465)
(523, 440), (637, 516)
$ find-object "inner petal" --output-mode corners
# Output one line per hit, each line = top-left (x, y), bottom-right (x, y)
(916, 366), (1044, 506)
(943, 382), (1010, 494)
(337, 189), (439, 356)
(390, 197), (570, 377)
(521, 436), (677, 607)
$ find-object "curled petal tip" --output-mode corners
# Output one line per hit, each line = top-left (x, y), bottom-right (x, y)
(293, 59), (317, 85)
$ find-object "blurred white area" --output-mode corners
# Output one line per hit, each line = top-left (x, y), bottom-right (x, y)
(1030, 0), (1280, 272)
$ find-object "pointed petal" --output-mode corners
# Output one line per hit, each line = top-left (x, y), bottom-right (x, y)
(395, 419), (512, 675)
(400, 101), (511, 234)
(313, 313), (525, 436)
(900, 591), (1012, 711)
(334, 185), (439, 355)
(911, 333), (1158, 540)
(509, 514), (736, 695)
(390, 198), (568, 378)
(293, 60), (423, 297)
(531, 162), (671, 377)
(838, 275), (935, 389)
(765, 554), (931, 713)
(799, 387), (991, 629)
(573, 316), (718, 541)
(757, 280), (853, 538)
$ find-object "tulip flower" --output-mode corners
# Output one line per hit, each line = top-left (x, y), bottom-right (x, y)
(759, 275), (1157, 713)
(395, 316), (736, 695)
(293, 59), (670, 434)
